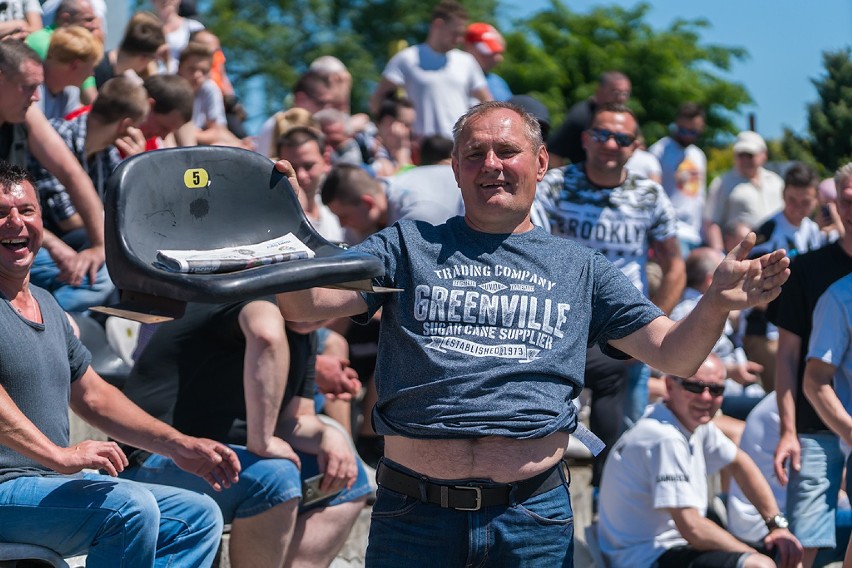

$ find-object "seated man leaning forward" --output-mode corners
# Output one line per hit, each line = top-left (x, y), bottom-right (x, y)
(276, 101), (792, 567)
(598, 354), (802, 568)
(119, 298), (372, 568)
(0, 161), (240, 566)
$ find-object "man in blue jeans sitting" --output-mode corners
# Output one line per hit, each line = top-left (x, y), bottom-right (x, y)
(0, 161), (240, 566)
(277, 101), (792, 566)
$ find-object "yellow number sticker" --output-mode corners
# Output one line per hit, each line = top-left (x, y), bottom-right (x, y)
(183, 168), (209, 189)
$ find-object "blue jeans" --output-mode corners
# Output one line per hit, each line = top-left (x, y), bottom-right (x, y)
(30, 248), (115, 312)
(787, 433), (844, 548)
(366, 460), (574, 567)
(120, 445), (373, 522)
(0, 472), (223, 567)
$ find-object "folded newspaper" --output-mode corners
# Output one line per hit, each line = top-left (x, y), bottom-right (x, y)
(156, 233), (315, 274)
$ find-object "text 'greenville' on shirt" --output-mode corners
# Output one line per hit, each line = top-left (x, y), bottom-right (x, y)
(352, 216), (664, 441)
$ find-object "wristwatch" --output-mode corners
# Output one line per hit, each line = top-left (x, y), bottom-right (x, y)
(765, 513), (789, 531)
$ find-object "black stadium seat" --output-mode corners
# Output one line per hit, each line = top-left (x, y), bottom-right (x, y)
(95, 146), (384, 322)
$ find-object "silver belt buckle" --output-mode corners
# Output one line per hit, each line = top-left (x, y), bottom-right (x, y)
(453, 485), (482, 511)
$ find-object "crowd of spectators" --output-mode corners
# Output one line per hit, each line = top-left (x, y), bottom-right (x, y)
(0, 0), (850, 566)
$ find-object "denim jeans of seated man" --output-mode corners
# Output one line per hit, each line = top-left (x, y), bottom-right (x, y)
(365, 459), (574, 568)
(30, 248), (116, 312)
(0, 472), (223, 568)
(120, 445), (373, 522)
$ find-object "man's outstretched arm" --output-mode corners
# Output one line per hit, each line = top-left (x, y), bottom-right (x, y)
(611, 233), (789, 378)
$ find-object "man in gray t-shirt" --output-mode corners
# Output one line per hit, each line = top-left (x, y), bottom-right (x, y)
(0, 162), (240, 565)
(277, 101), (791, 567)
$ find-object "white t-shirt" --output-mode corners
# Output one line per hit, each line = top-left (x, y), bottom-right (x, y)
(385, 164), (463, 226)
(308, 194), (344, 243)
(598, 402), (738, 568)
(751, 211), (833, 259)
(164, 18), (205, 72)
(625, 148), (662, 183)
(706, 167), (784, 230)
(192, 79), (227, 129)
(649, 137), (707, 245)
(808, 273), (852, 419)
(382, 43), (487, 139)
(0, 0), (41, 21)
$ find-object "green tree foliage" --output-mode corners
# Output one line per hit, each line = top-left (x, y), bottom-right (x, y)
(498, 1), (751, 145)
(806, 48), (852, 172)
(198, 0), (495, 114)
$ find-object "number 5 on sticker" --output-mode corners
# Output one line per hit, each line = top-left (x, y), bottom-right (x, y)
(184, 168), (210, 189)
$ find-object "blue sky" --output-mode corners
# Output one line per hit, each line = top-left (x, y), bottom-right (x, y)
(499, 0), (852, 140)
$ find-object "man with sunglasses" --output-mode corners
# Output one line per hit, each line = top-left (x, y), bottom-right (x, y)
(599, 354), (803, 568)
(537, 102), (685, 485)
(649, 102), (708, 256)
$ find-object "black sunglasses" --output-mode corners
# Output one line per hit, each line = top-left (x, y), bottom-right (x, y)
(671, 376), (725, 397)
(587, 128), (636, 148)
(674, 126), (701, 138)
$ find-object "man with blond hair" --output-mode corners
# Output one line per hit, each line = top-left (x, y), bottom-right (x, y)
(37, 25), (101, 119)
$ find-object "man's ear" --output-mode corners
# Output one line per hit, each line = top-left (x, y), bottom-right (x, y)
(113, 117), (133, 138)
(360, 194), (376, 210)
(537, 145), (549, 181)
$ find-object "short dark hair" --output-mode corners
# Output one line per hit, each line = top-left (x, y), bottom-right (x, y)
(321, 163), (381, 206)
(378, 96), (414, 123)
(783, 161), (820, 190)
(685, 248), (721, 290)
(676, 102), (705, 121)
(591, 102), (638, 134)
(0, 40), (41, 78)
(178, 41), (213, 66)
(432, 0), (467, 22)
(277, 126), (326, 157)
(293, 70), (332, 100)
(144, 74), (194, 121)
(91, 76), (149, 123)
(0, 160), (35, 192)
(420, 135), (453, 166)
(120, 12), (165, 56)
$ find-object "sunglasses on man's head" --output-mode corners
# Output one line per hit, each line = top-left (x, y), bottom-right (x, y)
(587, 128), (636, 148)
(671, 376), (725, 397)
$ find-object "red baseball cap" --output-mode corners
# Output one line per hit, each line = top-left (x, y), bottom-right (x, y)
(465, 23), (505, 55)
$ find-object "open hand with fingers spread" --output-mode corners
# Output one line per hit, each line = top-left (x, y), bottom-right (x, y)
(705, 233), (790, 312)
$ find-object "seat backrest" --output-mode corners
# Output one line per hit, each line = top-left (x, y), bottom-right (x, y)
(105, 146), (324, 277)
(101, 146), (384, 315)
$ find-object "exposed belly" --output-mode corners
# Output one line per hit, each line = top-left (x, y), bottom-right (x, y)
(384, 431), (571, 483)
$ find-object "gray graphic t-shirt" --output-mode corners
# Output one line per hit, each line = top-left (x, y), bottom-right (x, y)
(355, 217), (664, 440)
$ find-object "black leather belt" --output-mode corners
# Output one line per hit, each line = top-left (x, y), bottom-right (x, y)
(375, 459), (567, 511)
